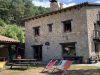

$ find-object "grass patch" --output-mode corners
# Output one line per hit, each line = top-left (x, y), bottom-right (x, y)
(0, 65), (100, 75)
(70, 65), (100, 70)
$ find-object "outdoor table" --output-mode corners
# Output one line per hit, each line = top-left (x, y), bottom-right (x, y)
(10, 59), (37, 69)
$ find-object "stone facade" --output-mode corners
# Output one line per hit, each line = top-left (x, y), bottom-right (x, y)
(25, 3), (100, 63)
(86, 6), (100, 58)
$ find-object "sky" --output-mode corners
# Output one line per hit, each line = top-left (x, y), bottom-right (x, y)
(32, 0), (100, 8)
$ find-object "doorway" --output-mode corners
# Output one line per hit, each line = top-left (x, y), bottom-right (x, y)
(17, 48), (25, 58)
(32, 45), (42, 61)
(94, 42), (100, 57)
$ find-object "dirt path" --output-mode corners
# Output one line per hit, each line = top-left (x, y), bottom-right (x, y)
(19, 68), (47, 75)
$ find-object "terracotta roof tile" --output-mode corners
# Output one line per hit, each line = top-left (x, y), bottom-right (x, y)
(0, 35), (19, 43)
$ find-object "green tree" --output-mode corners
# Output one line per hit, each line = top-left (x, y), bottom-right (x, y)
(0, 0), (11, 23)
(10, 0), (25, 24)
(0, 0), (49, 25)
(24, 0), (34, 17)
(1, 24), (25, 43)
(0, 19), (6, 27)
(0, 19), (6, 34)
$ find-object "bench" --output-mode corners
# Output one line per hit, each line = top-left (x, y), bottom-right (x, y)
(9, 63), (30, 69)
(29, 61), (41, 65)
(9, 59), (37, 69)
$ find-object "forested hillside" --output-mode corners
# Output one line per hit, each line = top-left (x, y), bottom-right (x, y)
(0, 0), (49, 43)
(0, 0), (49, 25)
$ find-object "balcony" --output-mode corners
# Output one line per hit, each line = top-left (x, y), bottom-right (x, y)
(97, 21), (100, 25)
(97, 13), (100, 25)
(93, 30), (100, 42)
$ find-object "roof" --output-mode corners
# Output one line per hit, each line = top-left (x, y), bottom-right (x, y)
(23, 2), (100, 22)
(0, 35), (19, 44)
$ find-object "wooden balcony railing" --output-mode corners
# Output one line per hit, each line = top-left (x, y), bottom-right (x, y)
(97, 21), (100, 25)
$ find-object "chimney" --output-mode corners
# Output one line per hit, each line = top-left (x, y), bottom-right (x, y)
(50, 0), (59, 12)
(59, 3), (63, 9)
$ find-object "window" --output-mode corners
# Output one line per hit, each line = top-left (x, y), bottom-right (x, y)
(48, 23), (53, 32)
(95, 43), (99, 53)
(60, 42), (76, 57)
(97, 12), (100, 25)
(62, 20), (72, 32)
(97, 11), (100, 21)
(33, 26), (40, 36)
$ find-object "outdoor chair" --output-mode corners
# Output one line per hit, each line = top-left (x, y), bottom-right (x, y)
(52, 60), (73, 75)
(41, 59), (58, 72)
(0, 61), (7, 71)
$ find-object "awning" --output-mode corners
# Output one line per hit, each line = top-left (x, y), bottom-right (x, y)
(0, 35), (19, 44)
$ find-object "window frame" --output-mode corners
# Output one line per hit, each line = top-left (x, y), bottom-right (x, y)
(60, 42), (76, 57)
(94, 43), (99, 53)
(48, 23), (53, 32)
(62, 20), (72, 32)
(33, 26), (40, 36)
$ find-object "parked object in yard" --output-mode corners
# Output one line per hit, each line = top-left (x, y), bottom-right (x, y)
(17, 55), (22, 59)
(0, 61), (6, 69)
(53, 60), (73, 75)
(41, 59), (58, 72)
(9, 59), (37, 69)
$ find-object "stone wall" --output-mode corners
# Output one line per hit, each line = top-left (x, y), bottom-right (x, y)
(86, 6), (100, 57)
(25, 6), (91, 62)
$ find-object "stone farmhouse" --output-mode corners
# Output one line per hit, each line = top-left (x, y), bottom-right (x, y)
(24, 0), (100, 63)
